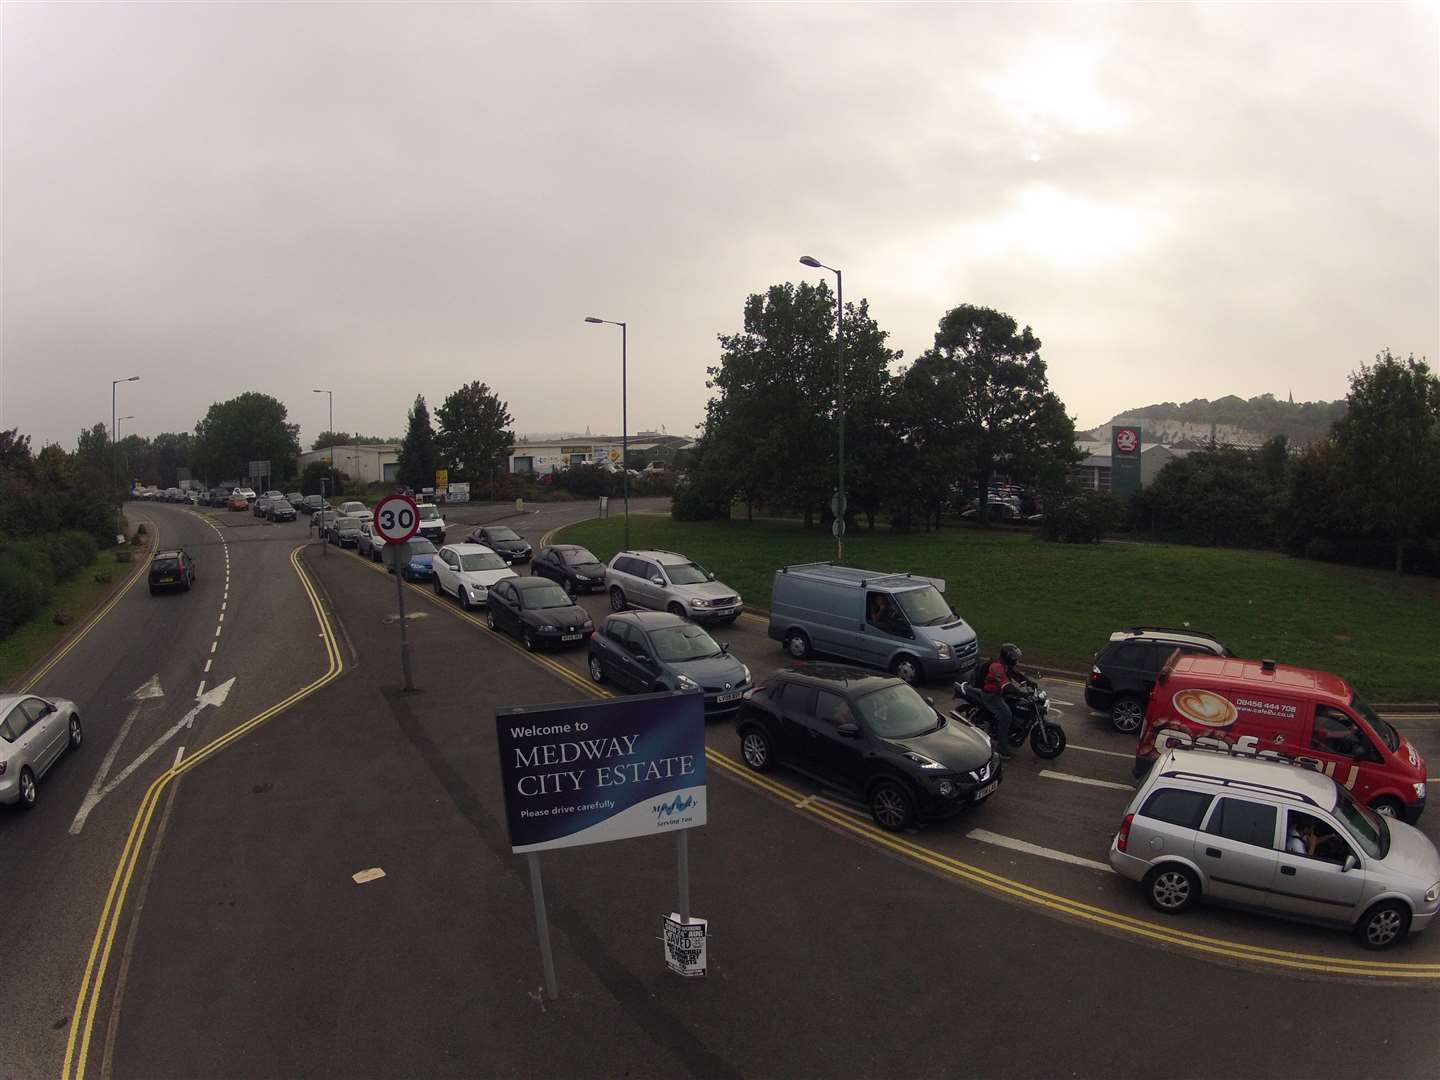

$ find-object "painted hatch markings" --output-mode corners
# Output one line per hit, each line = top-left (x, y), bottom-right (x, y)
(966, 828), (1115, 873)
(63, 546), (344, 1080)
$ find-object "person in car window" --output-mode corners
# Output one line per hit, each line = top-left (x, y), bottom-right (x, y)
(866, 593), (905, 636)
(1287, 816), (1345, 862)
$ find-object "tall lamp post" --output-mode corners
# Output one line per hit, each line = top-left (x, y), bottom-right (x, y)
(112, 376), (139, 538)
(313, 388), (333, 494)
(584, 316), (629, 550)
(116, 415), (134, 491)
(799, 255), (845, 559)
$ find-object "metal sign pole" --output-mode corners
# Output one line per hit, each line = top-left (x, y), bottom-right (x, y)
(395, 552), (414, 691)
(677, 830), (691, 923)
(527, 853), (560, 1000)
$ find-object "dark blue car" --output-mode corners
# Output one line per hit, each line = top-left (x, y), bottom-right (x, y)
(396, 538), (437, 581)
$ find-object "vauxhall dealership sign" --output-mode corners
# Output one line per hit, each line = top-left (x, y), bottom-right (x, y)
(496, 693), (706, 853)
(1110, 421), (1143, 499)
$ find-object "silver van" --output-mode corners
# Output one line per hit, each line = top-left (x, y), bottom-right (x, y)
(1111, 748), (1440, 949)
(767, 563), (979, 685)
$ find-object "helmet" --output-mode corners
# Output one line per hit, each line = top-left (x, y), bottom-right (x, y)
(999, 643), (1023, 666)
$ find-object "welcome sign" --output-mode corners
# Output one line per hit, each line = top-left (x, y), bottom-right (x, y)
(496, 693), (707, 854)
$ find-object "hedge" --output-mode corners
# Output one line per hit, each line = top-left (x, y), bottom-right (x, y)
(0, 531), (105, 641)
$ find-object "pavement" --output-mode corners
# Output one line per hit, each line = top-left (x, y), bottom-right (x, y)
(3, 497), (1438, 1080)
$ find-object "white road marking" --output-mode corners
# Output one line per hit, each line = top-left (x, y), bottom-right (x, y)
(221, 602), (226, 612)
(214, 625), (222, 637)
(173, 745), (185, 767)
(196, 680), (206, 698)
(69, 705), (142, 835)
(204, 659), (212, 673)
(1067, 743), (1134, 760)
(210, 641), (217, 654)
(967, 828), (1115, 873)
(352, 867), (386, 884)
(1039, 769), (1132, 791)
(218, 612), (224, 623)
(131, 675), (165, 700)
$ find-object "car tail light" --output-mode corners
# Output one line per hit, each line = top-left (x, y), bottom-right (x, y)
(1116, 813), (1134, 853)
(1090, 665), (1102, 683)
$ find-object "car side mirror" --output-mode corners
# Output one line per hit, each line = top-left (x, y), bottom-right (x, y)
(923, 696), (935, 707)
(708, 572), (717, 580)
(1341, 853), (1359, 873)
(836, 722), (861, 737)
(651, 577), (665, 586)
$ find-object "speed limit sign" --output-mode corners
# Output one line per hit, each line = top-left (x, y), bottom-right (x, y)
(373, 493), (420, 544)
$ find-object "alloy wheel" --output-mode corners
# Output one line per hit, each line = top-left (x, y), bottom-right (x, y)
(1151, 870), (1192, 910)
(1365, 908), (1404, 947)
(871, 785), (909, 829)
(741, 732), (769, 769)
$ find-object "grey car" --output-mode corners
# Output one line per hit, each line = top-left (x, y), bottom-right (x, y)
(587, 611), (751, 715)
(329, 515), (363, 548)
(0, 694), (83, 809)
(1111, 749), (1440, 949)
(605, 549), (742, 624)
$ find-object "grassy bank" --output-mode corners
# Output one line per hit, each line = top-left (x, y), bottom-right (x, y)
(557, 516), (1440, 702)
(0, 548), (141, 689)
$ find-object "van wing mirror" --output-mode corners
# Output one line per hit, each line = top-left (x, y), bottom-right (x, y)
(836, 722), (861, 737)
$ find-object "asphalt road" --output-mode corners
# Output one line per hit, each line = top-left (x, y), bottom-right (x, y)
(4, 497), (1437, 1079)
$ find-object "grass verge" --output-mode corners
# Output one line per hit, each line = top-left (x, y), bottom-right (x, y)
(0, 548), (140, 690)
(557, 516), (1440, 702)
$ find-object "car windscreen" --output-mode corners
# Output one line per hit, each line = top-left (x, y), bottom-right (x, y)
(152, 558), (179, 572)
(855, 683), (938, 738)
(665, 561), (709, 585)
(521, 584), (572, 610)
(894, 586), (955, 627)
(1333, 786), (1387, 859)
(649, 624), (722, 662)
(419, 506), (442, 520)
(564, 548), (600, 566)
(337, 518), (361, 530)
(460, 552), (507, 572)
(487, 526), (519, 541)
(408, 540), (437, 555)
(1350, 693), (1399, 753)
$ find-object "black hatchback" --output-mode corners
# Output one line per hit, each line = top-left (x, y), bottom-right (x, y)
(148, 549), (196, 594)
(466, 525), (531, 563)
(485, 577), (593, 650)
(587, 611), (751, 716)
(530, 544), (607, 595)
(1085, 626), (1232, 734)
(735, 664), (999, 831)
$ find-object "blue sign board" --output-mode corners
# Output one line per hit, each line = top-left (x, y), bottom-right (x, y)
(496, 692), (707, 854)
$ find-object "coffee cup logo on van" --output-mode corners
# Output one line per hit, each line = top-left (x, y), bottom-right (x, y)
(1172, 689), (1238, 728)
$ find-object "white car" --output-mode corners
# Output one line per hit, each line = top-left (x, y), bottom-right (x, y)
(1, 694), (83, 808)
(431, 543), (517, 610)
(339, 500), (369, 518)
(233, 487), (257, 503)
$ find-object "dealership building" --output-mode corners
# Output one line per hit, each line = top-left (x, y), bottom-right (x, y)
(297, 444), (400, 485)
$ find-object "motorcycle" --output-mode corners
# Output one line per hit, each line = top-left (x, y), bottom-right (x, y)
(952, 678), (1067, 759)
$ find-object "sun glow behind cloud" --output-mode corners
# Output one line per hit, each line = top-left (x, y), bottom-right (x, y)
(983, 39), (1134, 140)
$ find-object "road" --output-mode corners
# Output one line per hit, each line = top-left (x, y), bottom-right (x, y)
(2, 496), (1436, 1079)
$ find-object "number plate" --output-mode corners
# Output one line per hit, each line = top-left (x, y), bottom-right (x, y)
(715, 692), (741, 703)
(160, 577), (174, 583)
(974, 780), (998, 802)
(561, 633), (583, 642)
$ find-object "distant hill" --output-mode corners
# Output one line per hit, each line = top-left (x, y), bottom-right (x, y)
(1082, 394), (1346, 449)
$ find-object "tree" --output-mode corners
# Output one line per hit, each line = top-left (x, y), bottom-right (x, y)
(1329, 350), (1440, 573)
(913, 305), (1080, 520)
(435, 382), (514, 484)
(191, 393), (301, 485)
(312, 431), (392, 451)
(397, 395), (439, 492)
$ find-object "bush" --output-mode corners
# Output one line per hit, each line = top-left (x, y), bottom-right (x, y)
(0, 559), (48, 638)
(1040, 490), (1123, 544)
(671, 478), (732, 522)
(52, 530), (99, 581)
(553, 464), (619, 499)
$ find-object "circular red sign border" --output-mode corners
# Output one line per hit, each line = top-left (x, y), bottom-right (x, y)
(372, 493), (421, 544)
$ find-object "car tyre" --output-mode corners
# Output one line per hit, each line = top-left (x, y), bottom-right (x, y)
(1144, 864), (1198, 914)
(432, 575), (443, 596)
(1370, 796), (1405, 819)
(890, 655), (922, 685)
(868, 778), (915, 832)
(588, 654), (606, 684)
(458, 587), (471, 611)
(69, 714), (83, 750)
(739, 726), (774, 772)
(561, 577), (574, 597)
(1356, 900), (1411, 950)
(1111, 696), (1145, 734)
(667, 602), (687, 620)
(784, 630), (811, 660)
(609, 586), (627, 612)
(17, 766), (37, 810)
(523, 628), (537, 652)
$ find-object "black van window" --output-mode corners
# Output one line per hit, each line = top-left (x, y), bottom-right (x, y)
(1205, 798), (1277, 848)
(1139, 788), (1213, 829)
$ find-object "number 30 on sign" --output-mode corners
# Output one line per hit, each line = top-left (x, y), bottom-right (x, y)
(373, 493), (420, 544)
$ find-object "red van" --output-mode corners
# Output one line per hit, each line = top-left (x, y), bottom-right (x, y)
(1134, 655), (1427, 823)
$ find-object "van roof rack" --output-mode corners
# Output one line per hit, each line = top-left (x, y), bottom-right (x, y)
(1126, 625), (1222, 640)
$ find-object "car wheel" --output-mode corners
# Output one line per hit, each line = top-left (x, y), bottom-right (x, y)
(609, 586), (627, 612)
(739, 726), (774, 772)
(868, 779), (915, 832)
(890, 655), (922, 685)
(588, 654), (606, 684)
(17, 766), (37, 810)
(562, 578), (574, 597)
(432, 575), (443, 595)
(523, 629), (537, 652)
(486, 610), (497, 631)
(1370, 796), (1404, 819)
(1030, 723), (1066, 759)
(784, 630), (811, 660)
(1144, 864), (1198, 913)
(1111, 696), (1145, 735)
(458, 588), (471, 611)
(1356, 900), (1411, 950)
(69, 714), (83, 750)
(667, 602), (687, 620)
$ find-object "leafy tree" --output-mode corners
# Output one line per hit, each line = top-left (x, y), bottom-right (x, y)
(435, 382), (514, 484)
(1131, 447), (1282, 547)
(192, 393), (301, 485)
(0, 429), (33, 477)
(1329, 350), (1440, 573)
(301, 460), (349, 496)
(312, 431), (392, 451)
(397, 395), (439, 491)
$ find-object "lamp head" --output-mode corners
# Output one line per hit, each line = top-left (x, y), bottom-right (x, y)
(799, 256), (823, 269)
(584, 316), (604, 324)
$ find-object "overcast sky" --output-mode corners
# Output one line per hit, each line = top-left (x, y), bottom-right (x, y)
(3, 3), (1436, 451)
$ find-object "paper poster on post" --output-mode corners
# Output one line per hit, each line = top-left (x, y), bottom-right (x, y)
(496, 693), (707, 854)
(663, 914), (707, 977)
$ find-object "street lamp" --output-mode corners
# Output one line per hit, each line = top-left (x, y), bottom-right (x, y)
(585, 316), (629, 550)
(313, 389), (333, 495)
(799, 255), (845, 559)
(116, 417), (134, 495)
(112, 376), (139, 537)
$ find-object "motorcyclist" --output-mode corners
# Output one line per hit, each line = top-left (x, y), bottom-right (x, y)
(980, 643), (1034, 759)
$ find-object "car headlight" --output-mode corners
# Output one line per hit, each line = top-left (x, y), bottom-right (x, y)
(741, 664), (751, 682)
(471, 585), (487, 598)
(904, 751), (945, 770)
(936, 779), (956, 797)
(538, 624), (557, 633)
(733, 595), (742, 605)
(583, 619), (594, 629)
(690, 597), (706, 607)
(1426, 882), (1440, 904)
(1415, 782), (1427, 800)
(575, 574), (589, 582)
(676, 674), (699, 690)
(935, 642), (952, 660)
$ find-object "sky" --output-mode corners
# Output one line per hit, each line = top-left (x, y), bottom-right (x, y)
(2, 3), (1437, 451)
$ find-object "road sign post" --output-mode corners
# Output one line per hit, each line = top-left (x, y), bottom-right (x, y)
(373, 493), (421, 691)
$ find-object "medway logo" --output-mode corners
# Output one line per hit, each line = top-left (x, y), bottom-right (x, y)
(654, 794), (696, 818)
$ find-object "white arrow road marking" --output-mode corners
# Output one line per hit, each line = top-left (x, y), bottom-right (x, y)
(131, 675), (165, 701)
(67, 677), (165, 835)
(68, 677), (236, 835)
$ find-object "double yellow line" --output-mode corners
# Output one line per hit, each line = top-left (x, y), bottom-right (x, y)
(62, 546), (345, 1080)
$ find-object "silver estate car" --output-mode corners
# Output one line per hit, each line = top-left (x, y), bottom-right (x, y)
(605, 549), (742, 624)
(1111, 749), (1440, 949)
(0, 694), (83, 809)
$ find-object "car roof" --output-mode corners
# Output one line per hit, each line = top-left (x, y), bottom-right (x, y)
(1108, 627), (1227, 651)
(153, 549), (184, 559)
(618, 549), (692, 564)
(441, 543), (498, 555)
(774, 663), (901, 694)
(1155, 749), (1339, 812)
(514, 575), (563, 589)
(1167, 655), (1352, 705)
(607, 610), (688, 629)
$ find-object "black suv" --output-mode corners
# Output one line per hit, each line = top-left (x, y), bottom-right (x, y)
(735, 664), (998, 831)
(1085, 626), (1232, 734)
(148, 549), (196, 594)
